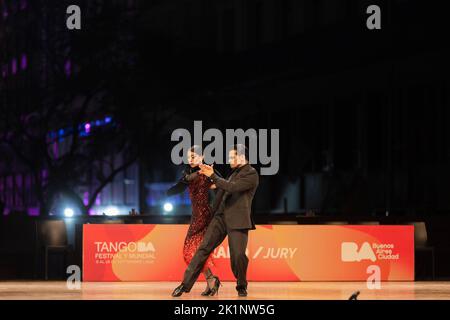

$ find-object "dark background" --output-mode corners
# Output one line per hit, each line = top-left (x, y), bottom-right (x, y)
(0, 0), (449, 279)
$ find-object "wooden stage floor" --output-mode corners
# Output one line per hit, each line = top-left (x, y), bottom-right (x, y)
(1, 281), (450, 300)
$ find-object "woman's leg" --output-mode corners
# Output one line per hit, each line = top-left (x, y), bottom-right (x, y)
(203, 268), (216, 289)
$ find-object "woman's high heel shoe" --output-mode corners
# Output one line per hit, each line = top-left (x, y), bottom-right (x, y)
(209, 276), (222, 296)
(201, 275), (216, 296)
(201, 283), (212, 296)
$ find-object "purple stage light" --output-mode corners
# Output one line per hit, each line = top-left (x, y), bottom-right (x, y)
(20, 54), (27, 70)
(64, 59), (72, 77)
(95, 194), (101, 206)
(83, 192), (89, 206)
(28, 208), (40, 216)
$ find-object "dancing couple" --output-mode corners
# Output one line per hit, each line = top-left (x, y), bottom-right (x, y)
(167, 144), (259, 297)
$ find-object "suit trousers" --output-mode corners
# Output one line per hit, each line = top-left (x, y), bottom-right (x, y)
(182, 214), (249, 290)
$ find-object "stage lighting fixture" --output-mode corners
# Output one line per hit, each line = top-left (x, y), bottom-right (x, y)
(63, 207), (74, 217)
(105, 206), (119, 216)
(163, 202), (173, 213)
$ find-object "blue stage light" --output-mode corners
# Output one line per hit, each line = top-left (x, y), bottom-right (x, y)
(163, 202), (173, 213)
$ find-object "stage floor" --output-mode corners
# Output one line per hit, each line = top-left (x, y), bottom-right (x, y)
(1, 281), (450, 300)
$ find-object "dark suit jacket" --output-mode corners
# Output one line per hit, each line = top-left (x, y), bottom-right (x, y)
(210, 164), (259, 230)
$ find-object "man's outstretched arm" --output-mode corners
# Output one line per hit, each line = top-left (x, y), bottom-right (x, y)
(211, 170), (258, 193)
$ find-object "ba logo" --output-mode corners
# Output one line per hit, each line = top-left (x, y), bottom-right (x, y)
(137, 242), (155, 253)
(341, 242), (376, 262)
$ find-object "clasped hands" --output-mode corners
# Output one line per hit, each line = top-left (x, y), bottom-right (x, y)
(198, 163), (214, 177)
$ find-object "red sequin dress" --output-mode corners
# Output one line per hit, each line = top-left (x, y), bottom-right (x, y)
(183, 173), (215, 270)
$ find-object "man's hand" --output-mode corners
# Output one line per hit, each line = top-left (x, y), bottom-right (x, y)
(199, 164), (214, 177)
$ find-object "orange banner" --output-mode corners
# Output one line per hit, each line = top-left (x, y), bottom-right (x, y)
(83, 224), (414, 281)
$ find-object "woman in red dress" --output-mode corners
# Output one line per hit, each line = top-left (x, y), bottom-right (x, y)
(167, 145), (221, 296)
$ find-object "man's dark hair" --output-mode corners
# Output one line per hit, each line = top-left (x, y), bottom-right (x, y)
(231, 144), (249, 160)
(189, 145), (202, 156)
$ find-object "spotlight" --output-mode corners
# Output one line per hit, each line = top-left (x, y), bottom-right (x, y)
(64, 207), (74, 218)
(105, 206), (119, 216)
(163, 202), (173, 213)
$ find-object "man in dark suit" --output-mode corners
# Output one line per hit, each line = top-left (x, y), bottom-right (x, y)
(172, 144), (259, 297)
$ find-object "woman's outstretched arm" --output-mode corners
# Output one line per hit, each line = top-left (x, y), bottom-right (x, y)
(166, 167), (198, 196)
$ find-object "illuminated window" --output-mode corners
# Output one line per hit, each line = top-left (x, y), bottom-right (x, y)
(2, 6), (8, 19)
(20, 0), (27, 10)
(1, 64), (7, 78)
(11, 57), (17, 75)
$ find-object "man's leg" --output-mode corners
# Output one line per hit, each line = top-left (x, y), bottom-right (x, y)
(227, 228), (249, 290)
(182, 215), (227, 290)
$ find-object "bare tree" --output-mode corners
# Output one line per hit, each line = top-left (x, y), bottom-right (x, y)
(0, 1), (175, 215)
